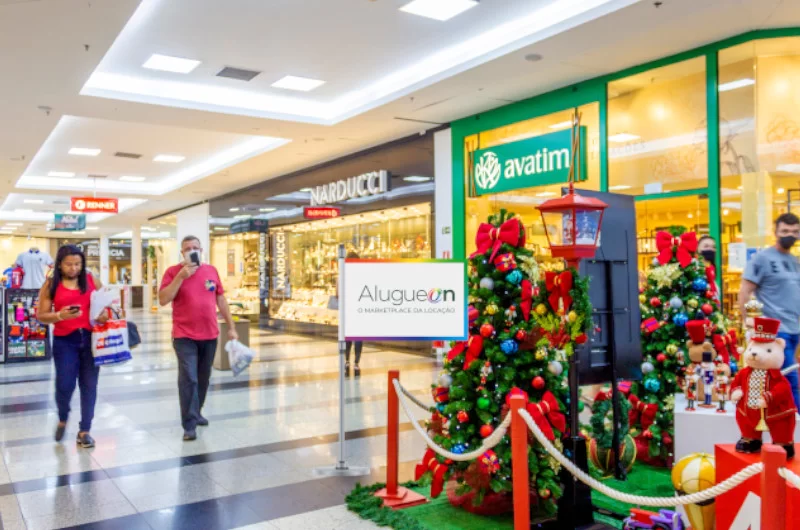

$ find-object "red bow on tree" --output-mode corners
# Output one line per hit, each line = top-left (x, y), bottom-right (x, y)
(415, 448), (450, 498)
(656, 231), (698, 268)
(706, 263), (718, 295)
(471, 218), (523, 262)
(447, 335), (484, 369)
(628, 394), (658, 430)
(520, 280), (533, 322)
(526, 391), (566, 441)
(545, 271), (573, 315)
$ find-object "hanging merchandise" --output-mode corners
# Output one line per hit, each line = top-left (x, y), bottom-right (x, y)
(4, 289), (50, 363)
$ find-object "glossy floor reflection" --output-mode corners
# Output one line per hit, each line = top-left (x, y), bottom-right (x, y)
(0, 310), (437, 529)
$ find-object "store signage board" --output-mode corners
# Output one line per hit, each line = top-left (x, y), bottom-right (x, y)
(230, 219), (268, 234)
(70, 197), (118, 213)
(271, 231), (290, 297)
(52, 213), (86, 231)
(309, 170), (389, 206)
(304, 206), (341, 219)
(258, 231), (268, 310)
(472, 128), (586, 196)
(341, 260), (467, 341)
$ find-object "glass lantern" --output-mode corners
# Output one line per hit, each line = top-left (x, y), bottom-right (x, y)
(537, 190), (608, 267)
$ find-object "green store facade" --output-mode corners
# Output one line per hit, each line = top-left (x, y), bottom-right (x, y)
(449, 29), (800, 329)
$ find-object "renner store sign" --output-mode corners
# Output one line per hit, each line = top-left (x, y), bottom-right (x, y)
(309, 170), (389, 206)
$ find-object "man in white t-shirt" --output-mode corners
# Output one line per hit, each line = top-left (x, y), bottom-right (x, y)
(14, 248), (53, 289)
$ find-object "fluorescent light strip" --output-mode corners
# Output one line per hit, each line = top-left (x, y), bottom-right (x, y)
(403, 176), (432, 182)
(548, 121), (573, 130)
(608, 133), (640, 143)
(399, 0), (478, 21)
(81, 0), (637, 125)
(68, 147), (101, 156)
(142, 53), (201, 74)
(23, 199), (44, 204)
(153, 154), (185, 163)
(718, 78), (754, 92)
(48, 171), (75, 178)
(271, 76), (326, 92)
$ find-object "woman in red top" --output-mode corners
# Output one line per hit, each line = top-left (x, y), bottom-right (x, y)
(38, 245), (107, 448)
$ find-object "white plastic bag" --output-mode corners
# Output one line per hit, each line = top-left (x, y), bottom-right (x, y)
(90, 287), (118, 321)
(225, 340), (255, 377)
(92, 318), (132, 366)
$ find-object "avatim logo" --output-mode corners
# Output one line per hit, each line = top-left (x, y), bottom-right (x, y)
(475, 151), (502, 191)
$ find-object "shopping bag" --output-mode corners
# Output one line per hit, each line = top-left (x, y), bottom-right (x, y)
(90, 288), (117, 321)
(127, 320), (141, 349)
(92, 317), (132, 366)
(225, 340), (255, 377)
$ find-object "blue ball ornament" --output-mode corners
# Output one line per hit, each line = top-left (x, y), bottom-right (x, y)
(500, 339), (518, 355)
(729, 358), (738, 376)
(437, 403), (446, 413)
(672, 312), (688, 327)
(644, 378), (661, 393)
(692, 278), (709, 292)
(452, 444), (466, 454)
(506, 270), (523, 286)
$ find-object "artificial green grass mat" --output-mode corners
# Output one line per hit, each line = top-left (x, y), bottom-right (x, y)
(591, 463), (675, 525)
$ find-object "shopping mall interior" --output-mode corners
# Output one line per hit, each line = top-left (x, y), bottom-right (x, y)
(2, 0), (800, 529)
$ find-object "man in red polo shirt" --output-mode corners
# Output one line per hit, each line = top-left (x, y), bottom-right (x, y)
(159, 235), (238, 441)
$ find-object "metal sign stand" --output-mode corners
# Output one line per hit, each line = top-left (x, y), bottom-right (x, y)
(313, 245), (370, 478)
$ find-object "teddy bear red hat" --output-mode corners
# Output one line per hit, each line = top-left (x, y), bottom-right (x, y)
(752, 317), (780, 343)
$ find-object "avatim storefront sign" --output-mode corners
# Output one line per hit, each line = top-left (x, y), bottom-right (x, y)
(309, 170), (389, 206)
(341, 260), (467, 341)
(472, 127), (587, 196)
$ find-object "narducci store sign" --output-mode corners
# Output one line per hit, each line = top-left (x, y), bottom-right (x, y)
(309, 170), (389, 206)
(271, 231), (289, 297)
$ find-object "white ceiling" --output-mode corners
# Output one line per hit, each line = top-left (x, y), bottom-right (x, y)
(1, 0), (799, 240)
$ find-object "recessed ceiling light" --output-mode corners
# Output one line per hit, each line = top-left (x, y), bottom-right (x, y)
(86, 226), (99, 231)
(142, 53), (201, 74)
(777, 187), (786, 194)
(234, 214), (251, 219)
(213, 227), (226, 231)
(153, 154), (185, 163)
(548, 121), (572, 130)
(609, 185), (632, 191)
(72, 231), (86, 235)
(737, 185), (743, 190)
(718, 78), (754, 92)
(299, 187), (313, 192)
(403, 176), (432, 182)
(271, 75), (326, 92)
(23, 199), (44, 204)
(68, 147), (101, 157)
(608, 133), (640, 143)
(120, 176), (146, 182)
(229, 207), (240, 212)
(723, 209), (730, 215)
(399, 0), (478, 21)
(48, 171), (75, 178)
(260, 208), (276, 212)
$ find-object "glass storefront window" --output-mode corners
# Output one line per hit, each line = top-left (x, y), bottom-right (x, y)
(608, 57), (708, 195)
(464, 103), (600, 264)
(210, 232), (262, 319)
(718, 37), (800, 328)
(269, 203), (431, 326)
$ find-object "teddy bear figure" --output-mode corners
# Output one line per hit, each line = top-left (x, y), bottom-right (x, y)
(730, 317), (796, 458)
(685, 320), (717, 409)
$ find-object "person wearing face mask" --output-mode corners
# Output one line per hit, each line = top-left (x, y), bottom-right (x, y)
(697, 235), (719, 299)
(159, 236), (238, 441)
(739, 212), (800, 408)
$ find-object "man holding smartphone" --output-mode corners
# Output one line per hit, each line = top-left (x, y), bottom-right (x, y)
(159, 235), (238, 441)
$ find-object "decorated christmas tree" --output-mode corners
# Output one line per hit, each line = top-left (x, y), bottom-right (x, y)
(419, 210), (592, 516)
(632, 228), (737, 465)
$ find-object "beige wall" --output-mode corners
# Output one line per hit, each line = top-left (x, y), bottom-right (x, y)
(0, 237), (52, 271)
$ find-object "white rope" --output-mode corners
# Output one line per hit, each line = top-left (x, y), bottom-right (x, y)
(397, 383), (434, 412)
(782, 364), (799, 376)
(517, 408), (763, 507)
(779, 467), (800, 490)
(393, 379), (511, 461)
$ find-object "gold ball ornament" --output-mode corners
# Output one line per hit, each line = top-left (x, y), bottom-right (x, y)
(639, 294), (646, 303)
(687, 298), (699, 309)
(535, 348), (547, 361)
(486, 304), (498, 316)
(666, 344), (678, 355)
(671, 453), (716, 530)
(567, 311), (578, 323)
(535, 303), (548, 316)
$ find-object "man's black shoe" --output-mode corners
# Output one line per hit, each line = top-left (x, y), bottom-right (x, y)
(183, 430), (197, 441)
(197, 416), (209, 427)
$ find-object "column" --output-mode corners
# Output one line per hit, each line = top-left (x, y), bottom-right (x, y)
(131, 223), (142, 285)
(741, 170), (773, 248)
(434, 128), (453, 259)
(100, 234), (110, 285)
(176, 203), (210, 257)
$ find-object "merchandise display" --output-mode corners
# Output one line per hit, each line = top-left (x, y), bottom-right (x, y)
(4, 288), (50, 363)
(211, 232), (263, 320)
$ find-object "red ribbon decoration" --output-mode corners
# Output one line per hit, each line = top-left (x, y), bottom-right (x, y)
(544, 328), (570, 349)
(446, 335), (484, 369)
(415, 448), (449, 498)
(712, 330), (739, 363)
(655, 231), (698, 268)
(545, 271), (573, 315)
(628, 395), (658, 430)
(520, 280), (533, 322)
(706, 263), (718, 297)
(526, 391), (566, 441)
(471, 218), (522, 262)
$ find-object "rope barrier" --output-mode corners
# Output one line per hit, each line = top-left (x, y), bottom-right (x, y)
(779, 467), (800, 490)
(392, 379), (511, 461)
(397, 382), (435, 413)
(517, 408), (763, 507)
(782, 364), (799, 376)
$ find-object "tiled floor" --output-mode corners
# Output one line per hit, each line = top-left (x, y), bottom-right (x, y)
(0, 310), (437, 529)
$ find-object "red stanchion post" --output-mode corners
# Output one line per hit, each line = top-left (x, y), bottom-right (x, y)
(510, 395), (530, 530)
(761, 444), (787, 530)
(374, 370), (427, 509)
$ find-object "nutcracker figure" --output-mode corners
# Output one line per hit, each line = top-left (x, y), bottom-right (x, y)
(730, 317), (796, 458)
(714, 359), (731, 413)
(685, 320), (716, 409)
(685, 372), (699, 411)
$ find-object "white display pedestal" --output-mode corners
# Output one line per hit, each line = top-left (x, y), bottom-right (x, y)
(674, 392), (800, 461)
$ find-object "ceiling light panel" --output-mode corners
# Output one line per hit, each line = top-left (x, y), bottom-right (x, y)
(142, 53), (201, 74)
(153, 154), (185, 163)
(80, 0), (637, 125)
(48, 171), (75, 178)
(271, 75), (326, 92)
(68, 147), (101, 156)
(120, 176), (146, 182)
(399, 0), (479, 21)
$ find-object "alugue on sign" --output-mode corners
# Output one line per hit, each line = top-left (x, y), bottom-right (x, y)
(309, 170), (389, 206)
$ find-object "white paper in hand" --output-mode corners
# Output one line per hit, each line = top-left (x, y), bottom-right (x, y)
(225, 340), (255, 377)
(90, 288), (117, 321)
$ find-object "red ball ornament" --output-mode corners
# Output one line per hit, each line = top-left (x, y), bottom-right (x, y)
(532, 376), (545, 390)
(649, 297), (661, 307)
(515, 329), (526, 341)
(705, 290), (714, 299)
(701, 303), (713, 315)
(662, 434), (673, 446)
(480, 424), (494, 438)
(457, 410), (469, 423)
(643, 429), (653, 440)
(538, 488), (551, 499)
(480, 323), (495, 338)
(656, 353), (667, 363)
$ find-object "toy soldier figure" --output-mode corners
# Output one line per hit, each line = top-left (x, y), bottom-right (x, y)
(715, 359), (731, 413)
(685, 371), (699, 411)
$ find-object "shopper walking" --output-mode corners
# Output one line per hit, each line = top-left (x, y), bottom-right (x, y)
(159, 236), (238, 441)
(37, 245), (106, 448)
(344, 251), (363, 377)
(739, 212), (800, 408)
